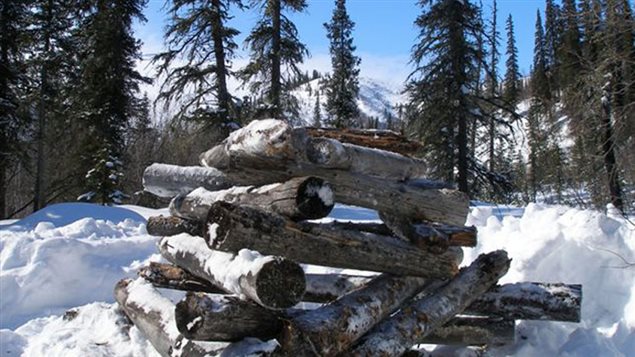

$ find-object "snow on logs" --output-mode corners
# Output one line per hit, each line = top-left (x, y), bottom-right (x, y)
(206, 201), (463, 279)
(143, 163), (232, 198)
(158, 234), (305, 310)
(169, 176), (334, 222)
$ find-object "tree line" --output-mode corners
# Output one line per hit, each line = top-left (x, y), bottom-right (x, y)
(1, 0), (633, 218)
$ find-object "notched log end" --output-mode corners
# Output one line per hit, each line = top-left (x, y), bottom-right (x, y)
(255, 258), (306, 309)
(296, 177), (335, 219)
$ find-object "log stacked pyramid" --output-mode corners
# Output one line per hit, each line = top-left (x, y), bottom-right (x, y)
(115, 119), (582, 356)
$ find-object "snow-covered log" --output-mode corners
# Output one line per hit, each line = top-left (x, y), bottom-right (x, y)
(170, 177), (333, 222)
(279, 274), (429, 356)
(199, 119), (469, 226)
(158, 234), (305, 309)
(114, 279), (278, 357)
(146, 215), (203, 237)
(138, 262), (223, 294)
(175, 292), (284, 341)
(305, 127), (423, 156)
(143, 164), (233, 198)
(207, 202), (463, 278)
(351, 250), (511, 356)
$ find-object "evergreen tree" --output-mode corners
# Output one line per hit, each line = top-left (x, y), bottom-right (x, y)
(153, 0), (243, 136)
(531, 11), (550, 103)
(544, 0), (561, 94)
(407, 0), (486, 195)
(0, 0), (29, 218)
(240, 0), (309, 120)
(323, 0), (361, 128)
(313, 90), (321, 127)
(503, 14), (520, 107)
(559, 0), (583, 89)
(486, 0), (500, 173)
(74, 0), (150, 205)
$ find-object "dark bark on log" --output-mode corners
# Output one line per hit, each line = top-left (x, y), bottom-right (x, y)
(143, 163), (233, 198)
(170, 177), (333, 222)
(279, 274), (430, 356)
(138, 262), (224, 294)
(419, 317), (515, 346)
(467, 282), (582, 322)
(305, 127), (423, 156)
(114, 279), (277, 356)
(175, 292), (283, 341)
(200, 120), (469, 225)
(207, 202), (462, 279)
(351, 250), (511, 356)
(380, 213), (477, 253)
(146, 215), (203, 237)
(159, 234), (305, 309)
(303, 273), (375, 303)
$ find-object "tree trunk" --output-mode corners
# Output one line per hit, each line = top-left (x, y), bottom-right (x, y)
(419, 316), (515, 346)
(270, 0), (281, 118)
(280, 274), (429, 356)
(351, 251), (511, 356)
(170, 176), (333, 222)
(207, 202), (462, 278)
(175, 292), (284, 341)
(114, 279), (278, 356)
(600, 84), (624, 212)
(158, 234), (305, 309)
(303, 273), (377, 303)
(142, 163), (233, 198)
(305, 127), (423, 156)
(0, 165), (5, 219)
(138, 262), (225, 294)
(210, 0), (230, 125)
(146, 215), (203, 237)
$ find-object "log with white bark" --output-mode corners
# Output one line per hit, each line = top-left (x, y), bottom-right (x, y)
(175, 292), (284, 341)
(199, 119), (469, 225)
(350, 250), (511, 356)
(170, 177), (334, 222)
(206, 202), (462, 279)
(143, 163), (233, 198)
(138, 262), (224, 294)
(279, 274), (430, 356)
(417, 316), (515, 346)
(146, 215), (203, 237)
(114, 278), (278, 357)
(159, 234), (305, 309)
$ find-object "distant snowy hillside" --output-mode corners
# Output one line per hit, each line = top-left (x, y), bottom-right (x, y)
(292, 77), (405, 125)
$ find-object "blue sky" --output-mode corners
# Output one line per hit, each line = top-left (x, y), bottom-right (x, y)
(135, 0), (545, 86)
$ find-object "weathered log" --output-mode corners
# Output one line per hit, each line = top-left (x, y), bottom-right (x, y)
(143, 163), (233, 198)
(419, 316), (515, 346)
(380, 213), (477, 253)
(114, 278), (278, 357)
(280, 274), (430, 356)
(467, 282), (582, 322)
(146, 215), (203, 237)
(200, 119), (469, 225)
(305, 127), (423, 156)
(159, 234), (305, 309)
(351, 250), (511, 356)
(138, 262), (224, 294)
(305, 137), (428, 180)
(207, 202), (462, 278)
(170, 176), (333, 222)
(303, 273), (375, 303)
(175, 292), (283, 341)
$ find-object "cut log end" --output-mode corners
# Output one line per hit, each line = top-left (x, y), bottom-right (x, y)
(296, 177), (334, 219)
(252, 258), (306, 309)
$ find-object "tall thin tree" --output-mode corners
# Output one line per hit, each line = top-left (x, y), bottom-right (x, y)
(503, 14), (520, 108)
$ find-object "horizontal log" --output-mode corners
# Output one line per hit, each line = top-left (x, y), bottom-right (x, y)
(143, 163), (233, 198)
(305, 127), (423, 156)
(420, 316), (515, 346)
(280, 274), (430, 356)
(146, 215), (203, 237)
(114, 278), (278, 356)
(200, 119), (469, 226)
(175, 292), (283, 341)
(351, 250), (511, 356)
(138, 262), (224, 294)
(207, 202), (462, 278)
(170, 176), (333, 222)
(159, 234), (305, 309)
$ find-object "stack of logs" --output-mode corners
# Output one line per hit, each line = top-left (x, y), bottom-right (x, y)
(114, 119), (582, 356)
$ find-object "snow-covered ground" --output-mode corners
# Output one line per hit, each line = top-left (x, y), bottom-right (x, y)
(1, 202), (634, 356)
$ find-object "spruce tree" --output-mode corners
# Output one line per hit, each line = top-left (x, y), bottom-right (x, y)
(544, 0), (561, 94)
(75, 0), (150, 205)
(313, 90), (321, 127)
(503, 14), (520, 107)
(407, 0), (485, 195)
(531, 11), (550, 103)
(153, 0), (243, 136)
(240, 0), (308, 120)
(324, 0), (361, 128)
(486, 0), (500, 173)
(559, 0), (583, 89)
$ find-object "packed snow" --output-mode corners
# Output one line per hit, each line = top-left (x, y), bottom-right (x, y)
(1, 201), (634, 356)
